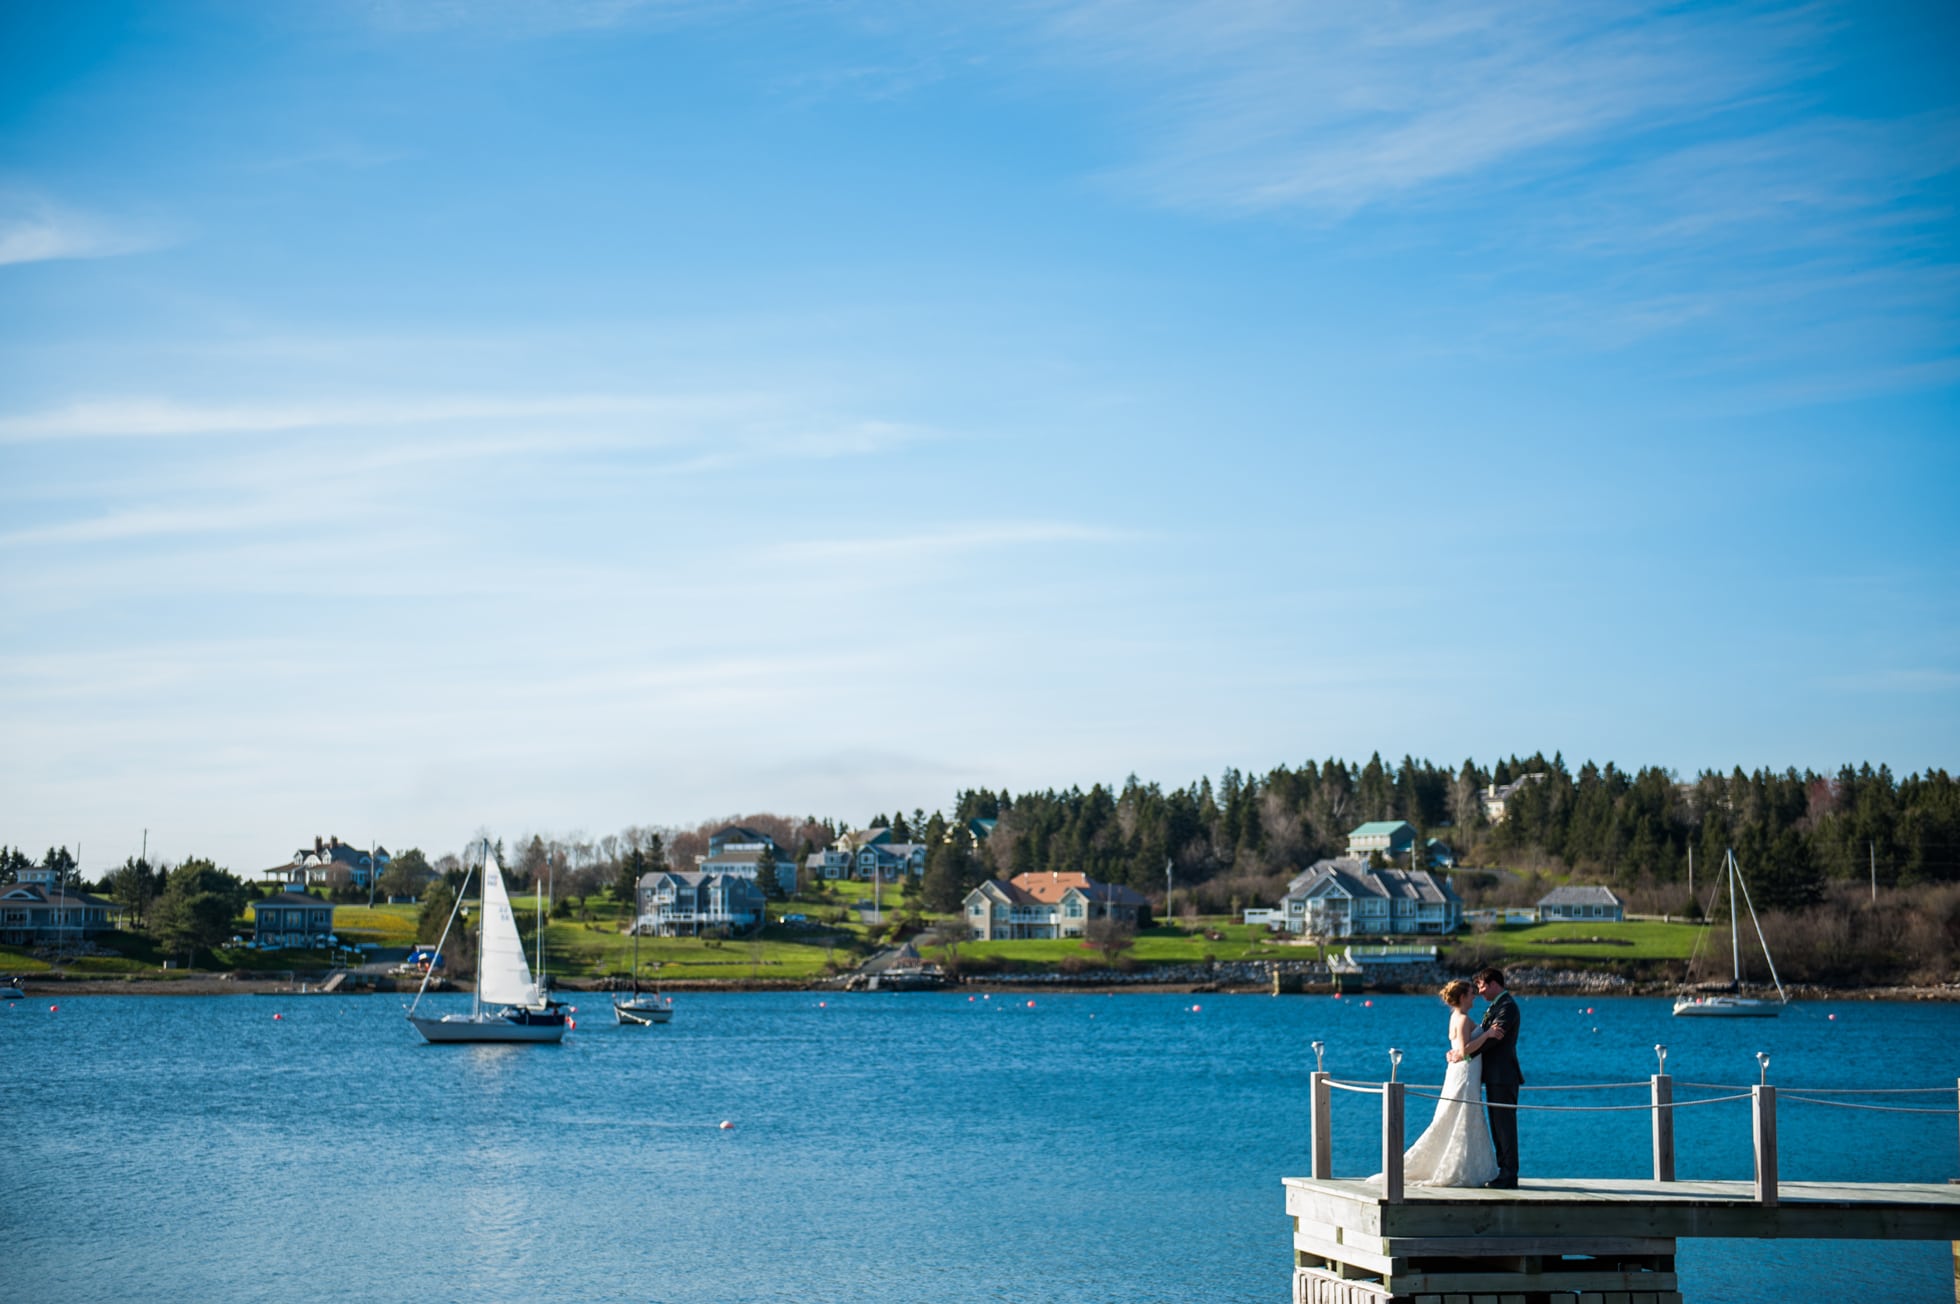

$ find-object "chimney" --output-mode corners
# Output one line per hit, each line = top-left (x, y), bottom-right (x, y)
(315, 836), (324, 855)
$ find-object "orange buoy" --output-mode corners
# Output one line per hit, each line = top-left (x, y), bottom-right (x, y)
(273, 1013), (282, 1020)
(568, 1018), (576, 1029)
(1026, 1000), (1035, 1008)
(1363, 1000), (1372, 1007)
(718, 1120), (734, 1130)
(1191, 1004), (1202, 1013)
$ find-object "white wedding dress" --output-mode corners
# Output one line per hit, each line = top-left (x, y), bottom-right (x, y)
(1398, 1031), (1500, 1188)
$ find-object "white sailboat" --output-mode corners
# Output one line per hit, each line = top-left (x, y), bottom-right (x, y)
(1673, 848), (1787, 1018)
(613, 916), (673, 1026)
(407, 851), (568, 1044)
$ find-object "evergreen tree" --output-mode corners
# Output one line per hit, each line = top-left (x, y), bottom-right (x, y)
(151, 858), (246, 962)
(755, 845), (784, 901)
(109, 855), (156, 928)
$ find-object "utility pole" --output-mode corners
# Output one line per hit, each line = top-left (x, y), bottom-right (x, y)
(1870, 841), (1877, 905)
(1165, 858), (1173, 927)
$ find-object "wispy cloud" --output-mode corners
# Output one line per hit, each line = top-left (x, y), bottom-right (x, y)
(0, 192), (167, 266)
(766, 521), (1129, 565)
(0, 393), (711, 442)
(1037, 1), (1816, 217)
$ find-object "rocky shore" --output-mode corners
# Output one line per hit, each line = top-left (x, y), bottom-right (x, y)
(12, 967), (1959, 1001)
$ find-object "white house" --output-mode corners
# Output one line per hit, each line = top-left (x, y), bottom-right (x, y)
(1480, 774), (1547, 823)
(1257, 858), (1462, 938)
(698, 825), (797, 894)
(961, 871), (1147, 941)
(1536, 885), (1625, 922)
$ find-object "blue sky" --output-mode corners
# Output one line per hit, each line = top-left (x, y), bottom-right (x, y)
(3, 1), (1955, 873)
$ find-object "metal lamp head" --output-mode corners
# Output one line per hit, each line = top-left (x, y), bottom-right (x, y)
(1654, 1044), (1668, 1075)
(1388, 1047), (1403, 1082)
(1311, 1040), (1326, 1073)
(1756, 1051), (1771, 1084)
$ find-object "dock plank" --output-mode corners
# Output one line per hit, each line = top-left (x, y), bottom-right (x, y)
(1284, 1176), (1960, 1243)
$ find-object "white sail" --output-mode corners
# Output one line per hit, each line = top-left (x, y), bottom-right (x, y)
(477, 853), (541, 1008)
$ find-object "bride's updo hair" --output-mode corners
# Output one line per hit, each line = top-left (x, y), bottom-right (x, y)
(1439, 979), (1472, 1007)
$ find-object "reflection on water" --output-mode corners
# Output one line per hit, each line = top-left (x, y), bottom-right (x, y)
(5, 991), (1956, 1303)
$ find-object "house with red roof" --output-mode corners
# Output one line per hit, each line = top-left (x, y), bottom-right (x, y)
(961, 871), (1148, 941)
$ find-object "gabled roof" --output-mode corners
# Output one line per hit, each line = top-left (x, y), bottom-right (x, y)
(965, 878), (1037, 906)
(1065, 881), (1149, 907)
(1010, 871), (1094, 904)
(1284, 859), (1460, 907)
(1538, 885), (1623, 908)
(1347, 820), (1416, 838)
(2, 884), (110, 906)
(252, 891), (331, 910)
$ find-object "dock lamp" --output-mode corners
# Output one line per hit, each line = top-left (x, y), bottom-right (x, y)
(1387, 1047), (1403, 1083)
(1756, 1051), (1771, 1085)
(1312, 1041), (1326, 1073)
(1654, 1044), (1668, 1075)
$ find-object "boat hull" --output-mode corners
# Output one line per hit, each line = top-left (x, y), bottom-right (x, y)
(614, 1000), (672, 1025)
(1673, 996), (1782, 1018)
(408, 1010), (568, 1043)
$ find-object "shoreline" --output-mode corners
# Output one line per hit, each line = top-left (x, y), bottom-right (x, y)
(11, 975), (1960, 1001)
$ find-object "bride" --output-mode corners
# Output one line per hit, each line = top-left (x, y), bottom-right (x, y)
(1399, 978), (1502, 1187)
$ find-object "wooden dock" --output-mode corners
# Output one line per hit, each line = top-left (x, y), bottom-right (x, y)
(1297, 1057), (1960, 1302)
(1285, 1175), (1960, 1303)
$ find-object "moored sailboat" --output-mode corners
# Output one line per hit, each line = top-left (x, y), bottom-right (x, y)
(407, 850), (568, 1044)
(613, 913), (673, 1026)
(1673, 848), (1787, 1018)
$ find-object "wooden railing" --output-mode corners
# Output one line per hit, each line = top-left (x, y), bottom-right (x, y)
(1306, 1041), (1960, 1207)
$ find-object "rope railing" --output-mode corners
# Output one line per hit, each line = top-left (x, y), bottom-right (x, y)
(1304, 1039), (1960, 1207)
(1681, 1082), (1952, 1095)
(1779, 1095), (1960, 1115)
(1401, 1088), (1757, 1111)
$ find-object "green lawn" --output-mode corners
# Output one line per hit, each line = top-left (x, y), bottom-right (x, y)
(331, 903), (421, 945)
(922, 920), (1309, 969)
(1449, 920), (1705, 963)
(538, 920), (865, 981)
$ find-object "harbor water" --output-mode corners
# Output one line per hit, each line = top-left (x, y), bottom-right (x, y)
(4, 990), (1955, 1302)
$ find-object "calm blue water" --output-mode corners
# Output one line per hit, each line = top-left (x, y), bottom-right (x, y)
(2, 990), (1955, 1303)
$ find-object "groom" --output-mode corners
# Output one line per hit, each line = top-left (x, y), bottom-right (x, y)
(1463, 966), (1522, 1187)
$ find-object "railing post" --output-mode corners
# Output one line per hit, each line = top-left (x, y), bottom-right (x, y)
(1311, 1072), (1332, 1180)
(1753, 1084), (1778, 1206)
(1382, 1082), (1405, 1204)
(1651, 1073), (1675, 1182)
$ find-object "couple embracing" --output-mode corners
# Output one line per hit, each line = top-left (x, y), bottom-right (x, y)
(1403, 966), (1522, 1189)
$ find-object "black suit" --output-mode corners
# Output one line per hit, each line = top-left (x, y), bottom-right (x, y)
(1474, 990), (1523, 1179)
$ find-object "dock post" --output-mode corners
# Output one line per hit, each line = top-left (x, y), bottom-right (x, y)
(1310, 1072), (1332, 1180)
(1754, 1084), (1778, 1206)
(1652, 1072), (1675, 1182)
(1382, 1081), (1404, 1204)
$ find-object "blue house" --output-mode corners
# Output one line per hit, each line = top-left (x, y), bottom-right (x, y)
(250, 890), (335, 949)
(289, 835), (390, 889)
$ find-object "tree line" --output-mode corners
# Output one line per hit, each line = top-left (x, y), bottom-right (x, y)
(9, 753), (1956, 942)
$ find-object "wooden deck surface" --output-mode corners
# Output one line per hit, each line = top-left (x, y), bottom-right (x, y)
(1286, 1175), (1960, 1244)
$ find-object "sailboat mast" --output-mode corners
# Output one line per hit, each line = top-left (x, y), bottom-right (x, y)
(1727, 849), (1741, 985)
(473, 841), (485, 1021)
